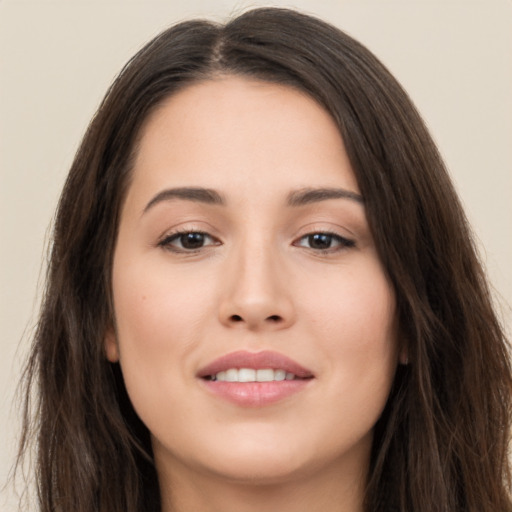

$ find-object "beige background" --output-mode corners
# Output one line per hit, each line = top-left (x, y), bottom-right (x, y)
(1, 0), (511, 509)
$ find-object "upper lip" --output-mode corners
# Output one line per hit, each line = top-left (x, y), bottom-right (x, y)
(197, 350), (314, 379)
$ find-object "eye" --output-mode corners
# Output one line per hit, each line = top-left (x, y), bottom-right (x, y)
(295, 232), (355, 252)
(158, 231), (219, 252)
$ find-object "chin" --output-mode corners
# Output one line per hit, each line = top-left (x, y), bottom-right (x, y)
(193, 431), (355, 487)
(156, 430), (316, 486)
(203, 453), (313, 486)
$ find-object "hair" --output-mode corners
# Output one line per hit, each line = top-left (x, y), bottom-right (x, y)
(17, 7), (512, 512)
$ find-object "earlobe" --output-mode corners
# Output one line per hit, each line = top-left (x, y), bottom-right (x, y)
(104, 325), (120, 362)
(399, 346), (409, 365)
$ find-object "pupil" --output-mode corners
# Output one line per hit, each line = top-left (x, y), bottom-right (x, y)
(309, 233), (331, 249)
(181, 233), (204, 249)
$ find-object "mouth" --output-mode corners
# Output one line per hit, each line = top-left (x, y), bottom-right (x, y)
(197, 349), (314, 380)
(203, 368), (307, 382)
(197, 350), (314, 407)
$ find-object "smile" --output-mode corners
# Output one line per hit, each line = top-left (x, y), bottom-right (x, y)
(198, 351), (314, 407)
(206, 368), (301, 382)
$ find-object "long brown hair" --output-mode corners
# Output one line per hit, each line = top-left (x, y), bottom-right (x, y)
(18, 7), (512, 512)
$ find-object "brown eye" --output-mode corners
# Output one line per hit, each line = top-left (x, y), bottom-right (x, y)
(159, 231), (218, 252)
(295, 232), (355, 252)
(178, 232), (207, 249)
(308, 233), (334, 250)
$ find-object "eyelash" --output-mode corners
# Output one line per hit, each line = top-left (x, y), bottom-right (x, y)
(158, 229), (220, 253)
(157, 229), (356, 254)
(293, 231), (356, 253)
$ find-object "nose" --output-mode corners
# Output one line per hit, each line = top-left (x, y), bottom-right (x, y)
(218, 243), (296, 331)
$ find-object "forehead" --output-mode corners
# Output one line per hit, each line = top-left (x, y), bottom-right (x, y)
(128, 76), (359, 207)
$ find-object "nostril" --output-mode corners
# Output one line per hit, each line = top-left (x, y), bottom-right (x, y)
(230, 314), (243, 322)
(267, 315), (282, 322)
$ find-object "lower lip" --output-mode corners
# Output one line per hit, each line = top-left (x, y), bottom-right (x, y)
(200, 379), (311, 407)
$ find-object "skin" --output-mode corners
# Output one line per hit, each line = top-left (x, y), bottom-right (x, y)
(106, 76), (399, 512)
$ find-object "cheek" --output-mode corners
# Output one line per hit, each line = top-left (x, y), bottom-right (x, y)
(110, 256), (218, 412)
(318, 256), (395, 335)
(112, 256), (216, 349)
(302, 259), (398, 390)
(310, 267), (397, 443)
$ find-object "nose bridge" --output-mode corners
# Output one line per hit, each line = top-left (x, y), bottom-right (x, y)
(219, 232), (294, 330)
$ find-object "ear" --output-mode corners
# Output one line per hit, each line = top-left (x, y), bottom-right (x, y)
(104, 324), (120, 362)
(398, 345), (409, 365)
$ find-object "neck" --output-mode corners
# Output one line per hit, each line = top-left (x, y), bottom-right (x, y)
(156, 451), (368, 512)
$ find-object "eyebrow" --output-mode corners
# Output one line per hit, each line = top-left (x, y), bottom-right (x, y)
(143, 185), (364, 214)
(286, 187), (364, 206)
(143, 187), (225, 213)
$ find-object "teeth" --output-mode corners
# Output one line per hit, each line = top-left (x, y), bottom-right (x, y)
(274, 369), (286, 381)
(212, 368), (297, 382)
(256, 369), (274, 382)
(239, 368), (256, 382)
(225, 369), (238, 382)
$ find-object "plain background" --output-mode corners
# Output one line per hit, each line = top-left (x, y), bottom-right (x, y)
(1, 0), (511, 509)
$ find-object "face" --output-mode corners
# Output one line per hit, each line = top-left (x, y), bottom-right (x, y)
(106, 76), (398, 487)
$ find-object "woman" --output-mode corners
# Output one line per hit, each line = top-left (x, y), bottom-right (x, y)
(18, 7), (512, 512)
